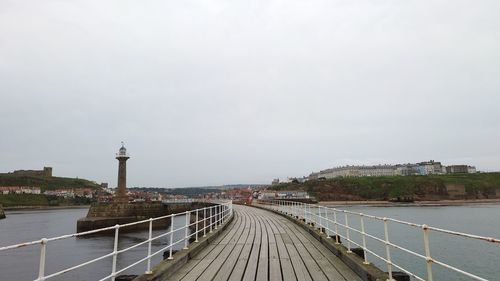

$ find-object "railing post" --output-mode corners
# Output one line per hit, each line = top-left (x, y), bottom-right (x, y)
(309, 204), (312, 225)
(220, 205), (224, 225)
(210, 207), (213, 233)
(333, 209), (340, 244)
(422, 224), (434, 281)
(215, 206), (219, 230)
(37, 238), (47, 281)
(203, 207), (207, 237)
(184, 211), (189, 249)
(145, 218), (153, 274)
(111, 225), (119, 281)
(318, 206), (323, 233)
(360, 214), (369, 264)
(303, 203), (306, 222)
(305, 204), (311, 224)
(221, 204), (224, 223)
(224, 204), (227, 221)
(168, 215), (174, 260)
(195, 209), (199, 243)
(326, 208), (331, 239)
(383, 218), (394, 281)
(345, 212), (352, 253)
(221, 205), (224, 226)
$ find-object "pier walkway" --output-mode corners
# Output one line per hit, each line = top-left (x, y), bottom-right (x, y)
(166, 204), (362, 281)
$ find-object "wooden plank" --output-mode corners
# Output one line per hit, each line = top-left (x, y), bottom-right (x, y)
(211, 210), (253, 281)
(190, 212), (248, 278)
(265, 218), (283, 281)
(165, 204), (363, 281)
(271, 224), (297, 281)
(255, 214), (269, 281)
(268, 216), (328, 281)
(167, 211), (244, 280)
(241, 210), (263, 281)
(178, 211), (248, 281)
(267, 218), (312, 281)
(285, 220), (363, 281)
(228, 210), (258, 281)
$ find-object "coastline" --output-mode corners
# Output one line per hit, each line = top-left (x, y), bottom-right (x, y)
(4, 205), (90, 211)
(319, 198), (500, 207)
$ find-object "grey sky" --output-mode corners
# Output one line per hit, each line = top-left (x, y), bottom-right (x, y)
(1, 0), (499, 187)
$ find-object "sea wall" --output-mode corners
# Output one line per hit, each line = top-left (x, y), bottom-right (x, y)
(77, 201), (217, 233)
(77, 202), (169, 233)
(85, 202), (168, 218)
(0, 204), (5, 219)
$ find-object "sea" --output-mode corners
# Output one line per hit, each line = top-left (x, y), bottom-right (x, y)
(0, 204), (499, 281)
(320, 203), (500, 281)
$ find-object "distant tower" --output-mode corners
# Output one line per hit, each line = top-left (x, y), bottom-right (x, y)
(115, 142), (130, 203)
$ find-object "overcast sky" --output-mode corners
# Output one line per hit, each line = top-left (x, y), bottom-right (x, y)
(1, 0), (499, 187)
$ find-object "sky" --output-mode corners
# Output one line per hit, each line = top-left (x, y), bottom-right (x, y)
(1, 0), (499, 187)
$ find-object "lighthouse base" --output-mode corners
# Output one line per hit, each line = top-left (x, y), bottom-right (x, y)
(76, 202), (169, 233)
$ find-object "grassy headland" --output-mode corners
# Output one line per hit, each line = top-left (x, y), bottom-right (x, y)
(0, 194), (93, 207)
(269, 173), (500, 201)
(0, 173), (100, 207)
(0, 173), (100, 191)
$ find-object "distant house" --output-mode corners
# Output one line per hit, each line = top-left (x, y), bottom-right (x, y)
(276, 191), (310, 199)
(258, 191), (277, 200)
(44, 189), (75, 198)
(417, 160), (444, 175)
(446, 165), (469, 174)
(258, 190), (311, 200)
(0, 186), (41, 195)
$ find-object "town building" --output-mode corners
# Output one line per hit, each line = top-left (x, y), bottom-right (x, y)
(0, 186), (41, 195)
(446, 165), (477, 174)
(306, 160), (478, 180)
(417, 160), (444, 175)
(257, 190), (311, 200)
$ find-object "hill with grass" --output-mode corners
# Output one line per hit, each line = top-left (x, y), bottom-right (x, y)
(0, 173), (100, 191)
(0, 173), (101, 207)
(270, 173), (500, 201)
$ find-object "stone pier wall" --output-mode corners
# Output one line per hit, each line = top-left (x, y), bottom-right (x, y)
(77, 201), (217, 233)
(85, 202), (168, 218)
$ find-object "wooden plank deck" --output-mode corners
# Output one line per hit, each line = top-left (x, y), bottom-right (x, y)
(166, 205), (362, 281)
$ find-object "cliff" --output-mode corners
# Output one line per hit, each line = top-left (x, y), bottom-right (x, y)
(270, 173), (500, 201)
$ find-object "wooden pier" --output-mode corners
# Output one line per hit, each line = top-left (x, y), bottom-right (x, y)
(165, 204), (363, 281)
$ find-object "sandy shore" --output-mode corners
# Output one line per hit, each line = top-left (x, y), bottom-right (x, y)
(319, 199), (500, 207)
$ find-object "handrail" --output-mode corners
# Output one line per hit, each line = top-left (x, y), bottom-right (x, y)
(257, 199), (498, 281)
(0, 200), (233, 281)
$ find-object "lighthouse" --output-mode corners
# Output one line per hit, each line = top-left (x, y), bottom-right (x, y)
(115, 142), (130, 203)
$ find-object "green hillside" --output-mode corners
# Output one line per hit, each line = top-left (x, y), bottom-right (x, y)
(270, 173), (500, 201)
(0, 174), (100, 191)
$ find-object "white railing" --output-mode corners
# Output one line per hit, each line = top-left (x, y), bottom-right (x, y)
(258, 200), (499, 281)
(0, 201), (233, 281)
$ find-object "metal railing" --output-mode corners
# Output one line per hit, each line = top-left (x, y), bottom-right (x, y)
(0, 201), (233, 281)
(258, 200), (499, 281)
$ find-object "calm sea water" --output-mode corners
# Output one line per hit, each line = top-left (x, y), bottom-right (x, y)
(0, 205), (499, 281)
(0, 208), (189, 281)
(320, 203), (500, 281)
